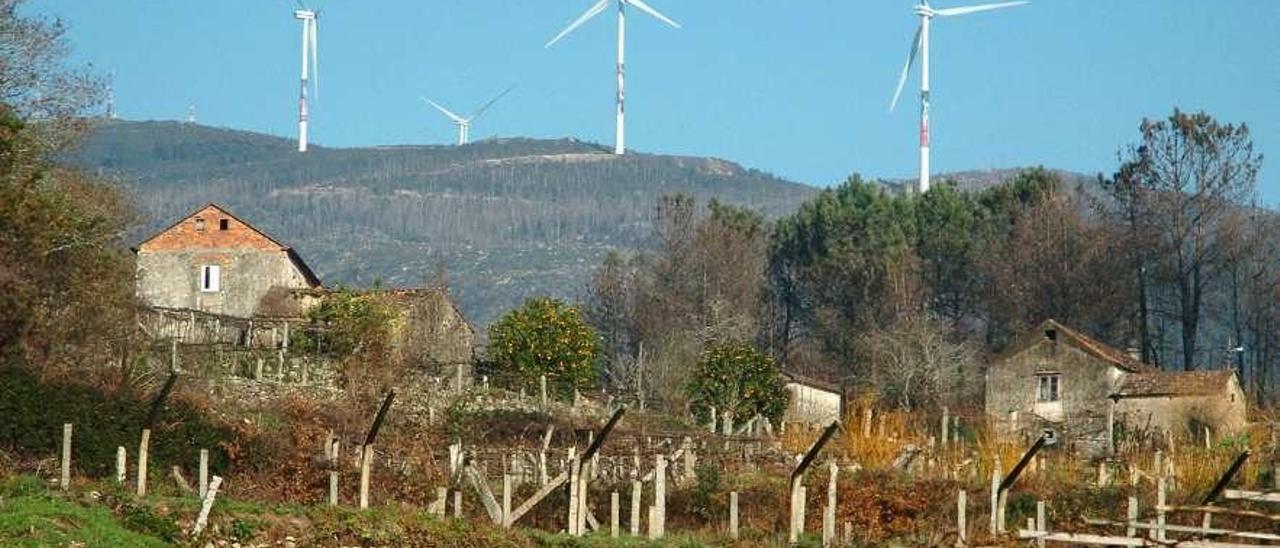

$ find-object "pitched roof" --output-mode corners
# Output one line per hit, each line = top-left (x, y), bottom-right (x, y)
(134, 203), (322, 287)
(1113, 369), (1237, 398)
(781, 370), (843, 394)
(993, 319), (1151, 373)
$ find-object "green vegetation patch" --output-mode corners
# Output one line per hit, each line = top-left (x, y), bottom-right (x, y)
(0, 476), (169, 548)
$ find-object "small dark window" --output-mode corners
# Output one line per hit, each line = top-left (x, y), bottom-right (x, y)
(1044, 329), (1057, 342)
(194, 218), (206, 231)
(219, 219), (229, 231)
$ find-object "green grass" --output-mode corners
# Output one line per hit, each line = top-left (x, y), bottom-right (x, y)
(0, 477), (170, 547)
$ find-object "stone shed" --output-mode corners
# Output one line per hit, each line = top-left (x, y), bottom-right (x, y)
(134, 203), (321, 318)
(1112, 369), (1248, 442)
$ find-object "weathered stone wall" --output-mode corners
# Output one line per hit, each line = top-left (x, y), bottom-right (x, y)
(985, 333), (1124, 453)
(136, 250), (312, 318)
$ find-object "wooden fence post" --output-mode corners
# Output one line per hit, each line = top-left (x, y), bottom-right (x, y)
(454, 490), (463, 518)
(957, 489), (967, 545)
(136, 428), (151, 497)
(115, 446), (126, 485)
(729, 491), (739, 540)
(198, 449), (209, 498)
(60, 423), (72, 491)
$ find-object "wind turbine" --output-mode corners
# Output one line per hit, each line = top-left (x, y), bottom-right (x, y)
(293, 1), (319, 152)
(545, 0), (679, 155)
(421, 85), (517, 145)
(889, 0), (1027, 193)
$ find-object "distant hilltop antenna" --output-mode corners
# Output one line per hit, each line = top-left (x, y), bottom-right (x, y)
(545, 0), (680, 156)
(421, 85), (517, 145)
(889, 0), (1028, 193)
(294, 1), (320, 152)
(187, 104), (197, 124)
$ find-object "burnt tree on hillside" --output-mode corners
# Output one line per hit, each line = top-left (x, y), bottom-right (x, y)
(1117, 110), (1261, 371)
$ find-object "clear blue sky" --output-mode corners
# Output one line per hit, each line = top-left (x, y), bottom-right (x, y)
(27, 0), (1280, 199)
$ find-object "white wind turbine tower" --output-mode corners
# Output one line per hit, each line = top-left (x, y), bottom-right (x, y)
(421, 85), (517, 145)
(889, 0), (1027, 193)
(293, 2), (320, 152)
(546, 0), (679, 155)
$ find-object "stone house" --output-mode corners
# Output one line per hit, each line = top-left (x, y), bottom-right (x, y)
(781, 371), (845, 426)
(134, 203), (321, 318)
(986, 319), (1248, 453)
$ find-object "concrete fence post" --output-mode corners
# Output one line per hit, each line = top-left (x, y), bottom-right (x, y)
(610, 491), (620, 538)
(729, 490), (739, 540)
(136, 429), (151, 497)
(198, 449), (209, 498)
(115, 446), (127, 485)
(60, 423), (72, 491)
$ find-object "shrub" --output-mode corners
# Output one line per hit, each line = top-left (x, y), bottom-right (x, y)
(686, 340), (788, 424)
(488, 297), (599, 398)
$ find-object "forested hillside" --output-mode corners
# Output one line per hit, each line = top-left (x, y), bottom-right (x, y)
(71, 120), (820, 324)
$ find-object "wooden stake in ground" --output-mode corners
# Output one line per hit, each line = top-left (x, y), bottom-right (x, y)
(957, 489), (967, 545)
(136, 428), (151, 497)
(568, 451), (581, 535)
(60, 423), (72, 491)
(191, 475), (223, 537)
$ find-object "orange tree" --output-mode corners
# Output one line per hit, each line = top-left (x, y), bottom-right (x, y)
(686, 340), (789, 424)
(488, 297), (599, 397)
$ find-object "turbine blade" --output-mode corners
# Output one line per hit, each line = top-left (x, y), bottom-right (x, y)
(421, 97), (466, 123)
(934, 1), (1028, 17)
(470, 84), (518, 122)
(625, 0), (680, 28)
(295, 0), (308, 10)
(545, 0), (611, 48)
(889, 25), (922, 112)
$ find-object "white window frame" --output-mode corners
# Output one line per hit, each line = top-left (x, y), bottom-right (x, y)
(200, 265), (221, 293)
(1036, 373), (1061, 403)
